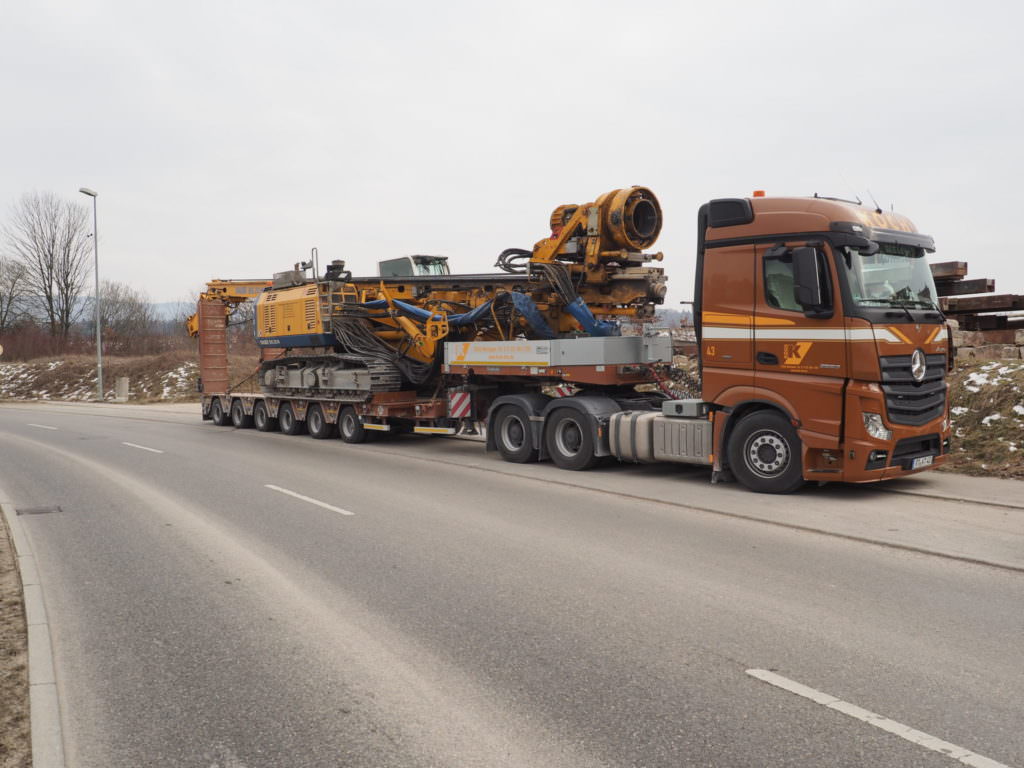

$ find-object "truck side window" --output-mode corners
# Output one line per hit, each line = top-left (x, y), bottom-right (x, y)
(764, 253), (802, 312)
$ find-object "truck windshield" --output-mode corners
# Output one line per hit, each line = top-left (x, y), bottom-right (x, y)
(840, 244), (939, 309)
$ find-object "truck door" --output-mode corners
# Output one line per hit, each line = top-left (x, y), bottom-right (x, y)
(753, 242), (846, 442)
(700, 244), (755, 400)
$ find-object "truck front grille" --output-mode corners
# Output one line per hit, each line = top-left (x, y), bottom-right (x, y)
(879, 354), (946, 426)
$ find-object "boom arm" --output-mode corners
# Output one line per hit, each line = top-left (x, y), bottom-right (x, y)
(185, 279), (272, 337)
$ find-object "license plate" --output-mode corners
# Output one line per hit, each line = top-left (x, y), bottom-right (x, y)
(911, 455), (934, 470)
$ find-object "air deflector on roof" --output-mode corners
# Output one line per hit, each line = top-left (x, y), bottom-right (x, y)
(707, 198), (754, 228)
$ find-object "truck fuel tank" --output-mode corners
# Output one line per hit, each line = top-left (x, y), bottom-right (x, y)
(609, 411), (713, 465)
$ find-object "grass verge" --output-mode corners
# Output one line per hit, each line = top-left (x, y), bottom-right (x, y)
(0, 510), (30, 768)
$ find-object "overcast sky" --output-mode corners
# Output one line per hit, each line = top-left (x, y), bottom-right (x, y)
(2, 0), (1022, 306)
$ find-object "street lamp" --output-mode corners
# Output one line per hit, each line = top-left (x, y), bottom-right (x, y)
(79, 187), (102, 402)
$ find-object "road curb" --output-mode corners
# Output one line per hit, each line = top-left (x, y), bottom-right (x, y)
(1, 498), (67, 768)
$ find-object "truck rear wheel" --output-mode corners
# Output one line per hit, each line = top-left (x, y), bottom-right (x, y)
(494, 406), (537, 463)
(338, 407), (367, 444)
(230, 399), (252, 429)
(253, 401), (277, 432)
(210, 398), (231, 426)
(278, 403), (306, 436)
(307, 404), (335, 439)
(727, 410), (804, 494)
(545, 409), (599, 471)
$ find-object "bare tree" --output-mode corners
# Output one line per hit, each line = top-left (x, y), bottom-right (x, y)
(78, 280), (159, 354)
(3, 192), (92, 342)
(0, 256), (28, 334)
(90, 280), (155, 340)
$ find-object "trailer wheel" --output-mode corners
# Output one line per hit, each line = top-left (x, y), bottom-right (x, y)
(544, 409), (599, 471)
(210, 398), (231, 426)
(727, 410), (805, 494)
(494, 406), (538, 463)
(338, 407), (367, 444)
(253, 401), (277, 432)
(278, 403), (306, 436)
(230, 399), (253, 429)
(307, 404), (335, 440)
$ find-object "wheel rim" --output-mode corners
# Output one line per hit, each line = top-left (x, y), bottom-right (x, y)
(254, 406), (265, 427)
(281, 408), (292, 429)
(212, 401), (222, 419)
(310, 409), (322, 432)
(744, 429), (790, 477)
(500, 414), (526, 451)
(554, 419), (583, 457)
(342, 413), (355, 437)
(232, 404), (242, 422)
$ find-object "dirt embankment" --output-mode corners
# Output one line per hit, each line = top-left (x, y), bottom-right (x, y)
(0, 351), (259, 403)
(942, 360), (1024, 477)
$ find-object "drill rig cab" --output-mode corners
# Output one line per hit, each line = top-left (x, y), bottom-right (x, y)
(377, 255), (451, 278)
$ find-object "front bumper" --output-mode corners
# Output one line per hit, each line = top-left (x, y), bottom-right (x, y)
(802, 380), (951, 484)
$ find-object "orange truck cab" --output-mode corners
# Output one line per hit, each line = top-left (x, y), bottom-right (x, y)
(695, 194), (951, 492)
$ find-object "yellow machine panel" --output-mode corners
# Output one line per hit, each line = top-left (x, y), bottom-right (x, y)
(255, 284), (332, 347)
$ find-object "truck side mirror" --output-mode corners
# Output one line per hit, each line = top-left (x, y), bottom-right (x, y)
(792, 247), (830, 315)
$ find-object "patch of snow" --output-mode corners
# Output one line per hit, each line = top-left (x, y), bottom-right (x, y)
(1014, 405), (1024, 416)
(964, 371), (991, 392)
(982, 413), (1003, 426)
(951, 406), (968, 416)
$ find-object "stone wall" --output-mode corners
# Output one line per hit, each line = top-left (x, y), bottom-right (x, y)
(953, 325), (1024, 361)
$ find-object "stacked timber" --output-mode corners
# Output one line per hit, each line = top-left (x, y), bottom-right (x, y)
(931, 262), (1024, 360)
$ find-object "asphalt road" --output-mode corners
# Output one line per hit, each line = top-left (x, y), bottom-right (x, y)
(1, 401), (1022, 768)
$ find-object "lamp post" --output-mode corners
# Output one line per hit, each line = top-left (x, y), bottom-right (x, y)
(79, 187), (102, 402)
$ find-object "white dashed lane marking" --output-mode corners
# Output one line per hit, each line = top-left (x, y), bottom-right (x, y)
(264, 484), (354, 516)
(122, 441), (165, 454)
(746, 669), (1011, 768)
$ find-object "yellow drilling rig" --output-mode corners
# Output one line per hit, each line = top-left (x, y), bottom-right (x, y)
(188, 186), (668, 397)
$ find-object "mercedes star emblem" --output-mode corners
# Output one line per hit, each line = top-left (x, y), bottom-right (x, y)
(911, 349), (927, 382)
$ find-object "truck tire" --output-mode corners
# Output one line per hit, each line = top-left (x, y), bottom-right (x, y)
(230, 399), (252, 429)
(494, 405), (537, 463)
(338, 407), (367, 444)
(253, 401), (277, 432)
(727, 410), (805, 494)
(210, 398), (231, 426)
(544, 409), (599, 471)
(278, 402), (306, 436)
(307, 403), (335, 439)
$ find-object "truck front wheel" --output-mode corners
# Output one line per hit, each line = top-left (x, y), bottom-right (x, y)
(545, 409), (599, 471)
(494, 406), (538, 463)
(727, 410), (804, 494)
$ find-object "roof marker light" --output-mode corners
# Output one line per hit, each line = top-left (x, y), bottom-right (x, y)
(753, 190), (766, 197)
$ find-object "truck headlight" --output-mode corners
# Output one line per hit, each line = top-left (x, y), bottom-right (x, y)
(863, 412), (892, 441)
